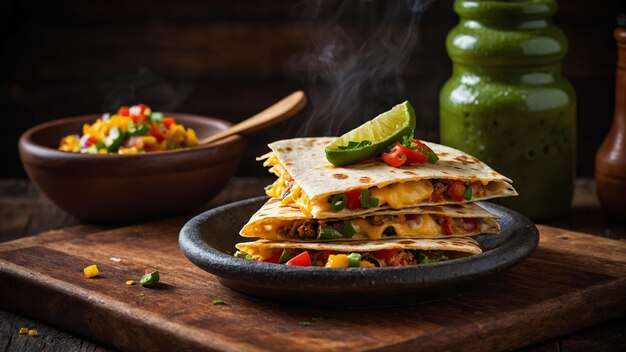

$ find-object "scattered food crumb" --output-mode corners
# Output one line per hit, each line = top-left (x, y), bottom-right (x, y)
(83, 265), (99, 278)
(126, 280), (134, 286)
(27, 329), (38, 336)
(311, 316), (324, 321)
(109, 257), (122, 262)
(298, 321), (311, 327)
(18, 327), (28, 334)
(211, 299), (225, 305)
(140, 268), (159, 287)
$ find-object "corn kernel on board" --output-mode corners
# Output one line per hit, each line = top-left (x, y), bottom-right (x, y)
(0, 221), (625, 352)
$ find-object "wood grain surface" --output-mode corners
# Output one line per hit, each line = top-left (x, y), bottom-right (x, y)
(0, 214), (624, 351)
(1, 178), (625, 352)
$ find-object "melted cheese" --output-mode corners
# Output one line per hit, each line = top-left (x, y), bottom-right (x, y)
(264, 155), (435, 215)
(247, 220), (292, 239)
(370, 180), (433, 209)
(263, 154), (318, 216)
(351, 214), (440, 240)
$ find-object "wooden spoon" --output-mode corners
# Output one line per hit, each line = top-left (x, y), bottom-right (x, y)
(199, 90), (307, 145)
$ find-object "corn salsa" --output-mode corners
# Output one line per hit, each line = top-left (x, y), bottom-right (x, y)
(59, 104), (199, 154)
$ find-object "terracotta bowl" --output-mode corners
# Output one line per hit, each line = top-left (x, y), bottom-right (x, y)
(19, 113), (245, 224)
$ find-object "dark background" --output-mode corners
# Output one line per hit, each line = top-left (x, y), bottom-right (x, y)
(2, 0), (625, 178)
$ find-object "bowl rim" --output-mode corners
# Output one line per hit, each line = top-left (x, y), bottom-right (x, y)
(19, 113), (246, 172)
(18, 112), (243, 159)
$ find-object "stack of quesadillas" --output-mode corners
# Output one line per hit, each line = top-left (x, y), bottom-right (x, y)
(234, 137), (517, 268)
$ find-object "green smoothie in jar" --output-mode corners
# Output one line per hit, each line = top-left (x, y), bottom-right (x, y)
(440, 0), (576, 220)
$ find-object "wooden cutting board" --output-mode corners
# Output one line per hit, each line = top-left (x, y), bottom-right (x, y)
(0, 220), (624, 352)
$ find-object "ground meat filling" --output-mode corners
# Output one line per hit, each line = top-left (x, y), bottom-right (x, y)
(366, 214), (406, 226)
(430, 179), (487, 202)
(386, 250), (416, 266)
(279, 214), (482, 239)
(280, 220), (346, 240)
(433, 215), (480, 235)
(366, 216), (385, 226)
(296, 221), (318, 239)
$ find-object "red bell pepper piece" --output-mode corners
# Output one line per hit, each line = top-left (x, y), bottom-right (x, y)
(346, 189), (362, 210)
(162, 117), (175, 129)
(285, 251), (311, 266)
(375, 248), (401, 261)
(118, 106), (130, 116)
(150, 123), (165, 142)
(262, 252), (282, 264)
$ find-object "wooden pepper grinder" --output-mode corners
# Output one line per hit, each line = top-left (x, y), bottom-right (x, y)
(595, 14), (626, 221)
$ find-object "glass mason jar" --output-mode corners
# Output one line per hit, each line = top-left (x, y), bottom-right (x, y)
(440, 0), (576, 221)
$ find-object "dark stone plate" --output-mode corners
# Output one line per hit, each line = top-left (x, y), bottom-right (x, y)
(179, 196), (539, 308)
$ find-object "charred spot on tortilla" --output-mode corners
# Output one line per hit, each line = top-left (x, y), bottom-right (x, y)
(285, 162), (293, 166)
(332, 173), (349, 180)
(285, 147), (292, 151)
(399, 240), (416, 244)
(454, 155), (479, 164)
(403, 171), (417, 175)
(359, 176), (373, 184)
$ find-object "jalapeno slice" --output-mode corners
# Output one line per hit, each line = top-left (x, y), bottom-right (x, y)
(330, 193), (348, 211)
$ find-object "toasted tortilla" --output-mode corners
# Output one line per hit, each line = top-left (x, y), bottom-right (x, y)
(241, 198), (500, 241)
(261, 137), (517, 218)
(236, 237), (482, 258)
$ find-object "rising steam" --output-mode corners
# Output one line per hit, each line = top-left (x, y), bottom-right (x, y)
(289, 0), (432, 136)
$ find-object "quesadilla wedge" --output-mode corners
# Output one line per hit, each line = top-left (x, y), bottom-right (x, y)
(261, 137), (517, 218)
(241, 198), (499, 241)
(234, 237), (482, 268)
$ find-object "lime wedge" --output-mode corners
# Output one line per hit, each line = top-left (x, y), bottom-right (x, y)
(325, 101), (416, 166)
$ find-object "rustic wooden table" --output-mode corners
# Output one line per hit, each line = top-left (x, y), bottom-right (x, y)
(0, 177), (624, 352)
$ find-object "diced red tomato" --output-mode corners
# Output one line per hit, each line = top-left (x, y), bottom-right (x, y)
(404, 147), (427, 165)
(85, 136), (98, 147)
(440, 216), (454, 235)
(118, 106), (130, 116)
(382, 142), (407, 167)
(402, 140), (429, 165)
(286, 251), (311, 266)
(375, 248), (401, 261)
(262, 252), (282, 264)
(447, 180), (466, 202)
(346, 189), (362, 210)
(382, 141), (429, 167)
(150, 123), (165, 142)
(162, 117), (175, 129)
(130, 104), (150, 116)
